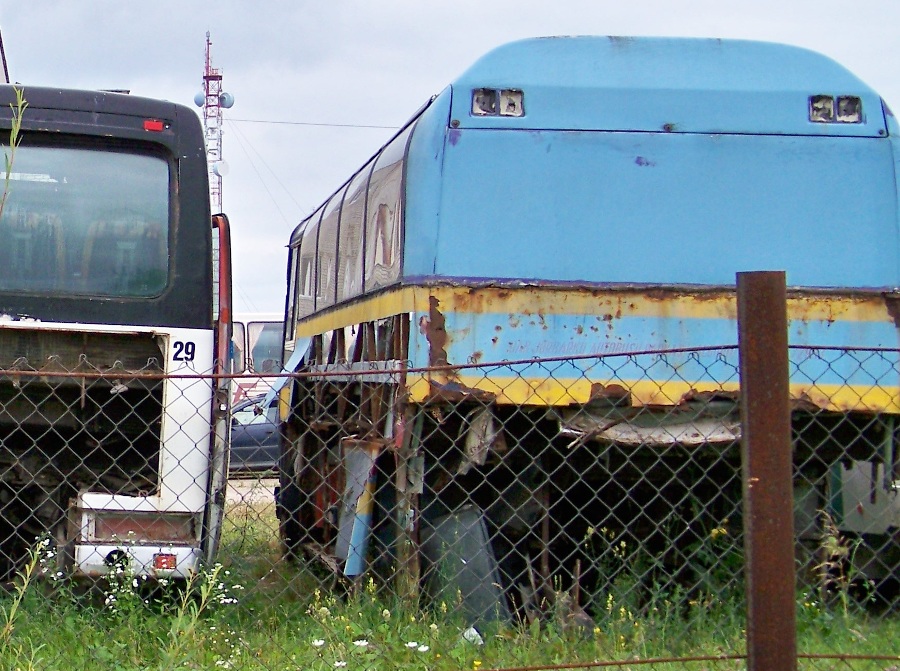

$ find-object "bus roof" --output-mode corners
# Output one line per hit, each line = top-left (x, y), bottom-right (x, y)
(0, 85), (195, 141)
(449, 36), (886, 136)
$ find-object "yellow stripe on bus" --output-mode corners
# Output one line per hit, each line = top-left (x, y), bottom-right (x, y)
(406, 373), (900, 414)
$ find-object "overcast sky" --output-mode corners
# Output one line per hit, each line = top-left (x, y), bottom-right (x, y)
(2, 1), (898, 313)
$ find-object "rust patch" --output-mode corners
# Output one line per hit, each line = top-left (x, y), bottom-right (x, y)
(427, 380), (496, 405)
(884, 293), (900, 328)
(427, 295), (449, 367)
(680, 389), (740, 404)
(469, 351), (483, 364)
(589, 383), (631, 402)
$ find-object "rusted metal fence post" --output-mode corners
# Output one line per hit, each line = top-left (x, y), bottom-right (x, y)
(737, 271), (797, 671)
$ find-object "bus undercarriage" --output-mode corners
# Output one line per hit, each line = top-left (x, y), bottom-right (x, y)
(278, 317), (900, 623)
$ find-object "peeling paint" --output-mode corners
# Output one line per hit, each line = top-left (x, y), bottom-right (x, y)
(884, 293), (900, 328)
(426, 296), (449, 367)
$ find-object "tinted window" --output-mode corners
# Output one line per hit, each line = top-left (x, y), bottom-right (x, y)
(365, 126), (411, 290)
(0, 144), (169, 297)
(336, 169), (368, 303)
(317, 191), (344, 310)
(296, 214), (320, 319)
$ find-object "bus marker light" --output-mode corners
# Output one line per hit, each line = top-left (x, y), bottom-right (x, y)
(143, 119), (165, 132)
(153, 553), (177, 571)
(499, 89), (524, 117)
(472, 89), (525, 117)
(472, 89), (497, 116)
(809, 95), (834, 123)
(836, 96), (862, 123)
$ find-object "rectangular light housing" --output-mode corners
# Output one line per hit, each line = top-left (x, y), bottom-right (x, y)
(809, 95), (862, 124)
(809, 95), (834, 123)
(836, 96), (862, 123)
(472, 88), (525, 117)
(472, 88), (497, 116)
(153, 553), (178, 571)
(92, 512), (196, 543)
(143, 119), (165, 132)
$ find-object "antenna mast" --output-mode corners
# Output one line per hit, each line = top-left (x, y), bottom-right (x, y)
(194, 32), (233, 214)
(0, 26), (10, 83)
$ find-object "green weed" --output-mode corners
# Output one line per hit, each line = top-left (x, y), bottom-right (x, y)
(0, 498), (895, 669)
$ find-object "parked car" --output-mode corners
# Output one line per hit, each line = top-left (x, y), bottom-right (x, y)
(229, 395), (279, 476)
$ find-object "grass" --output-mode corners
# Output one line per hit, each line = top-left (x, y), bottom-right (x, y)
(0, 495), (897, 670)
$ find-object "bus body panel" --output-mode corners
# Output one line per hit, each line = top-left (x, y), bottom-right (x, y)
(404, 285), (900, 412)
(405, 129), (900, 289)
(448, 36), (886, 137)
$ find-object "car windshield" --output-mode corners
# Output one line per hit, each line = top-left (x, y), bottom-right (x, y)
(232, 400), (277, 425)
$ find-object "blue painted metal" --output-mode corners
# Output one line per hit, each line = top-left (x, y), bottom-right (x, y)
(406, 303), (899, 402)
(448, 37), (885, 137)
(401, 37), (899, 289)
(418, 131), (899, 288)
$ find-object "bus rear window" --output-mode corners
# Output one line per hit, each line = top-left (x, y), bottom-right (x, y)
(0, 144), (169, 298)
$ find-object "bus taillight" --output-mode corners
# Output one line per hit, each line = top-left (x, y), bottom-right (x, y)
(143, 119), (165, 132)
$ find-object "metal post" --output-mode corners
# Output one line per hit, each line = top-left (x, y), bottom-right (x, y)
(737, 271), (796, 671)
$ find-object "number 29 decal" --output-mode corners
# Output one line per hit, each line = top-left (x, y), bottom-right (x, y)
(173, 341), (196, 362)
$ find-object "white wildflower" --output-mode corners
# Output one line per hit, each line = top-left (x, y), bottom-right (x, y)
(352, 639), (368, 647)
(417, 645), (430, 652)
(406, 641), (418, 648)
(312, 639), (325, 647)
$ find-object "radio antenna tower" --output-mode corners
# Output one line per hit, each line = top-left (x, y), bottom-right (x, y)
(194, 32), (234, 214)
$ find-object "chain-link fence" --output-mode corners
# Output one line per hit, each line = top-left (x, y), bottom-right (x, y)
(0, 346), (898, 669)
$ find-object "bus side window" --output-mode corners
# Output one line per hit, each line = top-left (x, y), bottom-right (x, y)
(232, 322), (247, 373)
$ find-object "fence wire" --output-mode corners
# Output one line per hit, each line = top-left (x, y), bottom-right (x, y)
(0, 347), (898, 670)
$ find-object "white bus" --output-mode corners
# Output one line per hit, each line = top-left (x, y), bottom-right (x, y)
(231, 312), (283, 404)
(0, 85), (232, 581)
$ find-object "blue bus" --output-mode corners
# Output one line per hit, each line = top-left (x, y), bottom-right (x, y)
(278, 37), (900, 614)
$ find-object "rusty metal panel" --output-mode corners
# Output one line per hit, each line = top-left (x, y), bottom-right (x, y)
(405, 284), (900, 411)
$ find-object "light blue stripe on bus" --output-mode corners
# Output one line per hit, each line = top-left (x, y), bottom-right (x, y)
(409, 311), (900, 389)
